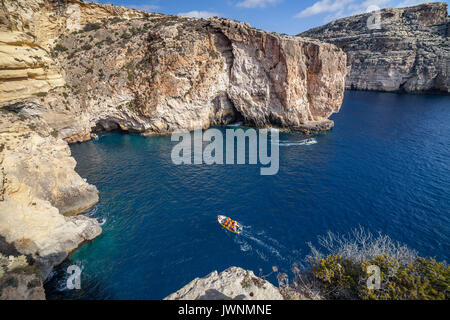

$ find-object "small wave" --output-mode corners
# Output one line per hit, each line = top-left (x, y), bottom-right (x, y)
(98, 218), (107, 226)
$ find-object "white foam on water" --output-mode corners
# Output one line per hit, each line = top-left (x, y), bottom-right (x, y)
(240, 242), (252, 252)
(245, 234), (285, 260)
(255, 249), (268, 261)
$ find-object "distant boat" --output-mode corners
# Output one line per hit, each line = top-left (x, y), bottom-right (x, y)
(227, 122), (243, 127)
(303, 138), (317, 145)
(217, 215), (243, 234)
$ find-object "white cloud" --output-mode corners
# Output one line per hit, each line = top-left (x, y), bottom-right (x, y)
(236, 0), (281, 9)
(127, 4), (160, 12)
(178, 10), (221, 19)
(347, 0), (391, 15)
(295, 0), (355, 18)
(295, 0), (401, 20)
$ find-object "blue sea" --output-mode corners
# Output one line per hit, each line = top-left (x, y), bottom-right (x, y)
(45, 91), (450, 300)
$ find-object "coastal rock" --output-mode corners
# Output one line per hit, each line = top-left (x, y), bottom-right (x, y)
(0, 109), (101, 279)
(165, 267), (284, 300)
(1, 0), (347, 139)
(213, 19), (347, 128)
(0, 31), (65, 105)
(300, 2), (449, 94)
(0, 0), (347, 298)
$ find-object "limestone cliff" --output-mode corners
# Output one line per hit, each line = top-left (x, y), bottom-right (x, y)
(165, 267), (283, 300)
(0, 0), (347, 299)
(1, 0), (347, 139)
(0, 106), (101, 280)
(300, 2), (449, 94)
(0, 0), (146, 104)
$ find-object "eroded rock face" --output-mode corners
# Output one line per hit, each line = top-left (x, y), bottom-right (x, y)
(0, 0), (146, 105)
(165, 267), (284, 300)
(1, 0), (347, 140)
(0, 107), (101, 280)
(0, 31), (65, 105)
(300, 2), (449, 93)
(0, 0), (347, 299)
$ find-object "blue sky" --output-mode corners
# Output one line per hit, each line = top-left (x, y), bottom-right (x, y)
(91, 0), (449, 34)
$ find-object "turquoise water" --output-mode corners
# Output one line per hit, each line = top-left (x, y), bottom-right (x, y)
(45, 91), (450, 300)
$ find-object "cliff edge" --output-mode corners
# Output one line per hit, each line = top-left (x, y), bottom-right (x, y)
(0, 0), (347, 299)
(165, 267), (284, 300)
(300, 2), (449, 94)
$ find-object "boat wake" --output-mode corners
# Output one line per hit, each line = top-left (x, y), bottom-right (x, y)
(273, 138), (317, 147)
(233, 226), (287, 263)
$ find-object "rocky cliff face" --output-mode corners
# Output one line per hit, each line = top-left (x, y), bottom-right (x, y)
(0, 0), (347, 299)
(0, 236), (45, 300)
(300, 2), (449, 94)
(1, 0), (347, 139)
(0, 107), (101, 280)
(165, 267), (283, 300)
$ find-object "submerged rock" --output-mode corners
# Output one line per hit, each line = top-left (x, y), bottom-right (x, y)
(165, 267), (283, 300)
(300, 2), (449, 94)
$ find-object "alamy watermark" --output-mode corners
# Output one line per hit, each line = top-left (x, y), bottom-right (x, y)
(171, 128), (279, 176)
(366, 5), (382, 30)
(66, 265), (82, 290)
(366, 265), (381, 290)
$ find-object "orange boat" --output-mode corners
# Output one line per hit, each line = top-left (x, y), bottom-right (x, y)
(217, 215), (243, 234)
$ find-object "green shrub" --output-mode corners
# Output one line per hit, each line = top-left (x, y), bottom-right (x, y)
(305, 228), (449, 300)
(121, 32), (132, 40)
(312, 254), (449, 300)
(50, 129), (59, 138)
(83, 23), (102, 32)
(27, 278), (41, 289)
(54, 44), (68, 52)
(81, 44), (92, 51)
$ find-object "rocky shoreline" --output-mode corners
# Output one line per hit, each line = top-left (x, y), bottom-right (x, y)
(0, 0), (448, 301)
(0, 0), (347, 299)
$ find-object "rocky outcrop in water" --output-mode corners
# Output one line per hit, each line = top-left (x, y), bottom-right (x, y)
(300, 2), (449, 94)
(165, 267), (283, 300)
